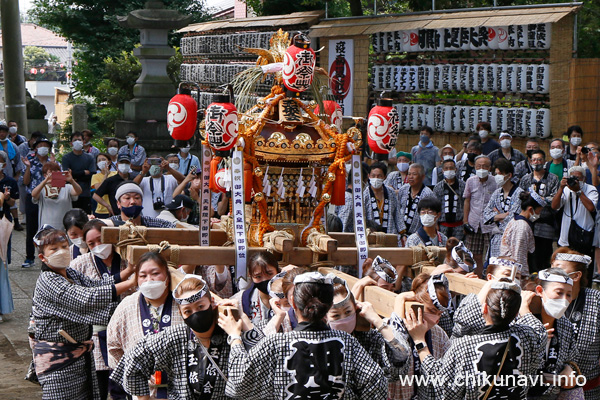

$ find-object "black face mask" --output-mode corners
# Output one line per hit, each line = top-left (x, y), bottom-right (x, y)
(184, 307), (216, 333)
(467, 153), (477, 163)
(532, 164), (544, 171)
(121, 204), (143, 219)
(526, 149), (535, 159)
(254, 279), (270, 295)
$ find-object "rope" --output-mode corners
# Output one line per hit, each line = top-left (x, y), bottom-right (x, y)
(305, 229), (329, 254)
(115, 221), (149, 259)
(148, 241), (180, 268)
(366, 229), (387, 247)
(262, 230), (294, 253)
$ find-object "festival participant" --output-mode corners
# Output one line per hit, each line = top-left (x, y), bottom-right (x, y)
(514, 138), (541, 179)
(91, 153), (117, 218)
(82, 129), (100, 159)
(111, 274), (236, 399)
(221, 271), (388, 399)
(0, 150), (18, 265)
(61, 131), (96, 213)
(431, 144), (455, 186)
(406, 197), (447, 247)
(107, 252), (184, 400)
(93, 154), (133, 217)
(456, 140), (482, 182)
(16, 132), (43, 231)
(105, 138), (120, 171)
(483, 158), (523, 260)
(62, 208), (89, 259)
(546, 139), (574, 182)
(433, 158), (465, 240)
(551, 248), (600, 400)
(488, 131), (526, 168)
(363, 161), (402, 235)
(31, 227), (135, 400)
(172, 170), (202, 225)
(0, 188), (14, 322)
(476, 121), (500, 155)
(499, 191), (544, 277)
(410, 126), (440, 186)
(118, 131), (146, 177)
(156, 194), (197, 229)
(528, 268), (579, 400)
(178, 259), (233, 300)
(133, 155), (183, 218)
(351, 256), (400, 296)
(384, 151), (412, 191)
(107, 182), (176, 228)
(566, 125), (584, 161)
(7, 120), (26, 146)
(397, 163), (435, 239)
(407, 279), (546, 399)
(176, 142), (200, 176)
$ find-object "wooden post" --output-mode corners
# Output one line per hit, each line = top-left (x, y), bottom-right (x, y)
(421, 266), (486, 295)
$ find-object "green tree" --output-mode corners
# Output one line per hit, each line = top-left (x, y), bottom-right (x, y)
(23, 46), (60, 69)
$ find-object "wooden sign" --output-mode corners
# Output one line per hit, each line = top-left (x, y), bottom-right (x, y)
(279, 98), (303, 123)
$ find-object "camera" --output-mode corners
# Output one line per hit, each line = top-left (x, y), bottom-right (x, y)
(153, 197), (165, 210)
(582, 147), (590, 155)
(567, 177), (579, 188)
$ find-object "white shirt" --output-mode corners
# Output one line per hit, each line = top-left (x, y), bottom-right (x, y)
(139, 174), (178, 218)
(558, 183), (599, 246)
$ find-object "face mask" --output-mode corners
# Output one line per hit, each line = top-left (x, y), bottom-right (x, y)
(478, 130), (489, 139)
(181, 147), (190, 154)
(467, 153), (477, 163)
(494, 174), (506, 186)
(70, 237), (86, 249)
(397, 162), (410, 172)
(532, 164), (544, 171)
(369, 178), (384, 189)
(476, 169), (489, 179)
(570, 137), (582, 146)
(8, 127), (17, 134)
(72, 140), (83, 151)
(500, 139), (511, 149)
(127, 137), (136, 145)
(149, 165), (161, 177)
(139, 280), (167, 300)
(542, 296), (570, 319)
(107, 147), (118, 156)
(422, 312), (440, 327)
(118, 163), (131, 174)
(0, 163), (4, 170)
(37, 147), (49, 157)
(420, 213), (436, 227)
(420, 135), (430, 144)
(168, 163), (179, 171)
(45, 249), (71, 269)
(443, 155), (454, 161)
(184, 307), (215, 333)
(254, 279), (270, 295)
(97, 161), (107, 171)
(121, 204), (143, 219)
(443, 170), (456, 180)
(328, 313), (357, 334)
(550, 148), (564, 160)
(90, 243), (113, 260)
(529, 211), (540, 222)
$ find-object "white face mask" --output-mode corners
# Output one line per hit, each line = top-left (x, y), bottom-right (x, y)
(45, 249), (71, 269)
(500, 139), (512, 149)
(550, 148), (564, 160)
(70, 237), (86, 249)
(476, 169), (489, 179)
(420, 213), (436, 227)
(127, 137), (136, 145)
(397, 162), (410, 172)
(542, 296), (570, 319)
(72, 140), (84, 151)
(494, 174), (506, 186)
(118, 163), (131, 174)
(139, 279), (167, 300)
(443, 155), (454, 161)
(479, 130), (489, 139)
(529, 211), (540, 222)
(570, 137), (582, 146)
(369, 178), (383, 189)
(107, 147), (118, 156)
(90, 243), (113, 260)
(443, 170), (456, 180)
(8, 126), (17, 135)
(181, 147), (190, 154)
(37, 147), (49, 157)
(168, 163), (179, 171)
(97, 161), (107, 171)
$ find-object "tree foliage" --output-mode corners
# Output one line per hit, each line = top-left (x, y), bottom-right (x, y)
(23, 46), (60, 69)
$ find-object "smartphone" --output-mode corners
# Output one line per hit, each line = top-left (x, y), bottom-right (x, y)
(189, 165), (197, 175)
(405, 301), (425, 317)
(148, 158), (162, 165)
(51, 171), (67, 188)
(218, 305), (240, 321)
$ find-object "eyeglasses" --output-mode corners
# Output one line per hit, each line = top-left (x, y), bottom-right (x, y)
(419, 210), (437, 216)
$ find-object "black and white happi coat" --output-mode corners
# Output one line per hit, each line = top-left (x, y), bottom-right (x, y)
(397, 184), (436, 235)
(226, 321), (388, 399)
(483, 185), (523, 258)
(451, 293), (486, 339)
(422, 313), (546, 400)
(362, 184), (403, 235)
(32, 267), (119, 400)
(111, 324), (232, 400)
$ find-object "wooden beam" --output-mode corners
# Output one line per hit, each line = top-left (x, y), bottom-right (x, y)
(101, 227), (230, 246)
(319, 235), (337, 254)
(330, 247), (446, 266)
(421, 266), (486, 295)
(328, 232), (399, 247)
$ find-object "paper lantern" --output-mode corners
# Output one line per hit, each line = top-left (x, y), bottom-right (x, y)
(167, 85), (198, 141)
(433, 65), (443, 91)
(397, 66), (408, 91)
(486, 107), (498, 134)
(506, 108), (517, 134)
(443, 28), (461, 51)
(496, 64), (508, 92)
(442, 65), (452, 91)
(497, 26), (510, 50)
(524, 108), (535, 138)
(205, 93), (238, 151)
(367, 98), (400, 154)
(443, 106), (454, 132)
(506, 65), (517, 93)
(398, 104), (409, 130)
(214, 168), (228, 193)
(468, 107), (479, 133)
(537, 23), (551, 49)
(516, 64), (527, 93)
(424, 105), (435, 128)
(282, 34), (316, 93)
(515, 108), (527, 137)
(536, 64), (550, 94)
(407, 105), (418, 131)
(436, 29), (446, 51)
(460, 27), (471, 50)
(476, 64), (487, 93)
(496, 108), (507, 132)
(525, 65), (537, 93)
(535, 109), (551, 138)
(316, 100), (343, 131)
(487, 27), (499, 49)
(417, 66), (427, 91)
(486, 64), (497, 92)
(516, 25), (528, 49)
(477, 107), (487, 126)
(507, 25), (519, 50)
(30, 68), (37, 75)
(468, 65), (478, 92)
(407, 66), (418, 92)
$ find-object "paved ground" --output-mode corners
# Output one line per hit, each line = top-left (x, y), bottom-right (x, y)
(0, 222), (43, 398)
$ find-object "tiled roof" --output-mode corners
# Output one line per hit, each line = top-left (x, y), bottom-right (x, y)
(0, 23), (68, 48)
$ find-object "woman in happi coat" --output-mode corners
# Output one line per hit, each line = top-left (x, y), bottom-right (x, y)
(384, 151), (412, 191)
(107, 252), (184, 400)
(63, 208), (89, 259)
(111, 274), (239, 399)
(221, 271), (389, 399)
(179, 262), (233, 299)
(528, 268), (579, 400)
(551, 248), (600, 400)
(31, 227), (136, 400)
(407, 278), (547, 400)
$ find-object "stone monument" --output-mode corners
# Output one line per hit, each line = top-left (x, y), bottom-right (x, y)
(115, 1), (192, 152)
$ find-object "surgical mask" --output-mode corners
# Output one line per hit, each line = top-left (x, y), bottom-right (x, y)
(328, 313), (357, 334)
(570, 137), (582, 146)
(139, 280), (167, 300)
(181, 147), (190, 154)
(90, 243), (113, 260)
(467, 153), (477, 163)
(70, 237), (86, 249)
(37, 147), (49, 157)
(369, 178), (384, 189)
(443, 170), (456, 180)
(500, 139), (511, 149)
(478, 130), (489, 139)
(420, 213), (436, 227)
(420, 135), (430, 144)
(118, 163), (131, 174)
(529, 211), (540, 222)
(397, 162), (409, 172)
(97, 161), (107, 171)
(121, 204), (143, 219)
(494, 174), (506, 186)
(422, 312), (440, 327)
(8, 126), (17, 134)
(107, 147), (118, 156)
(254, 279), (270, 295)
(72, 140), (83, 151)
(550, 148), (564, 159)
(0, 163), (4, 170)
(443, 155), (454, 161)
(532, 164), (544, 171)
(149, 165), (161, 177)
(45, 249), (71, 269)
(476, 169), (489, 179)
(168, 163), (179, 171)
(127, 137), (136, 145)
(184, 307), (215, 333)
(542, 296), (570, 319)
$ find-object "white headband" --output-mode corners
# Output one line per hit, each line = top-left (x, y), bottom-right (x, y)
(528, 188), (547, 207)
(372, 256), (398, 284)
(268, 271), (288, 299)
(489, 257), (523, 272)
(451, 241), (476, 273)
(555, 253), (592, 266)
(490, 280), (522, 294)
(538, 269), (573, 286)
(172, 274), (209, 305)
(332, 276), (353, 308)
(428, 274), (449, 312)
(293, 272), (335, 285)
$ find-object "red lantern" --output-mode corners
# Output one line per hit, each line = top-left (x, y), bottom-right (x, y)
(167, 86), (198, 141)
(331, 168), (346, 206)
(30, 68), (37, 75)
(316, 100), (343, 131)
(214, 168), (228, 193)
(282, 34), (316, 93)
(209, 156), (222, 193)
(205, 93), (238, 151)
(367, 98), (399, 154)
